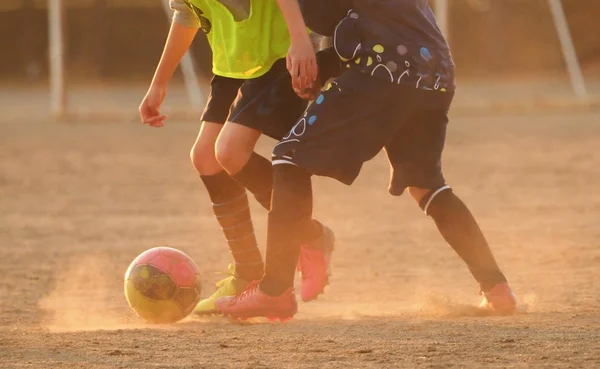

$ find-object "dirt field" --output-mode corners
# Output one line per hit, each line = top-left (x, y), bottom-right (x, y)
(2, 107), (600, 368)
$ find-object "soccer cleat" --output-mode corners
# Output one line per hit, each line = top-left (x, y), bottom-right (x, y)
(215, 281), (298, 321)
(194, 264), (251, 315)
(479, 283), (517, 315)
(298, 224), (335, 302)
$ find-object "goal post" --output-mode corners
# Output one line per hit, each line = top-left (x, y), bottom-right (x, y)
(47, 0), (205, 121)
(548, 0), (588, 99)
(434, 0), (449, 41)
(432, 0), (588, 101)
(48, 0), (66, 120)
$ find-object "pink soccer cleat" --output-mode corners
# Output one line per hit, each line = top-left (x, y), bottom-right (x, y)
(215, 281), (298, 321)
(298, 224), (335, 302)
(479, 283), (517, 315)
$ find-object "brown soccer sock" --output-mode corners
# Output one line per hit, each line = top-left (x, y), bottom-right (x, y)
(201, 171), (263, 281)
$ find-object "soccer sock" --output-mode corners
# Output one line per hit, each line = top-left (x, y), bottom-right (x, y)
(200, 171), (263, 281)
(420, 187), (507, 292)
(230, 152), (273, 210)
(231, 152), (324, 242)
(260, 164), (320, 296)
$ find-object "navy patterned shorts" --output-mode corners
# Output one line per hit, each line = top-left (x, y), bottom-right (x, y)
(272, 68), (454, 195)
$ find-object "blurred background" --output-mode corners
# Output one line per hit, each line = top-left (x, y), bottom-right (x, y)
(2, 2), (600, 365)
(0, 0), (599, 120)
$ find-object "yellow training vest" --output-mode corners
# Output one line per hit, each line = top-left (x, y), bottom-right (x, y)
(186, 0), (291, 79)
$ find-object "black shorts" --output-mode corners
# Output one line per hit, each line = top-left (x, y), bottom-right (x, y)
(200, 50), (343, 140)
(200, 58), (308, 140)
(272, 69), (454, 195)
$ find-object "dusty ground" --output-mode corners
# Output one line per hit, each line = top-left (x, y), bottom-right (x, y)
(1, 104), (600, 368)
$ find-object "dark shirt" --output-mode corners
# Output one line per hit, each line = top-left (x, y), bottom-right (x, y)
(301, 0), (456, 91)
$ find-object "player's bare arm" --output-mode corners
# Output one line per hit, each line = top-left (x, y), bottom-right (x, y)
(275, 0), (317, 92)
(139, 19), (198, 128)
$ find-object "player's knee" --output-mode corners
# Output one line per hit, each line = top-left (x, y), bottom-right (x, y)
(214, 136), (253, 175)
(189, 141), (221, 176)
(190, 121), (223, 175)
(411, 185), (453, 215)
(408, 186), (433, 205)
(215, 122), (260, 175)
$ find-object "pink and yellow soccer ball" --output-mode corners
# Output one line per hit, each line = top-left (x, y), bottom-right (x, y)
(124, 247), (202, 324)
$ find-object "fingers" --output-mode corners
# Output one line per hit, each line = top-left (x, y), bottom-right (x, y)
(292, 75), (301, 91)
(140, 103), (166, 127)
(309, 57), (318, 84)
(287, 45), (319, 94)
(143, 114), (167, 127)
(139, 100), (158, 120)
(296, 91), (315, 100)
(139, 97), (167, 127)
(294, 85), (320, 101)
(299, 61), (308, 91)
(290, 58), (301, 91)
(294, 87), (309, 99)
(294, 87), (310, 100)
(286, 54), (293, 76)
(300, 55), (318, 91)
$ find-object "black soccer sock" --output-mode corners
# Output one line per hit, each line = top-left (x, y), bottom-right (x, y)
(260, 164), (319, 296)
(231, 152), (273, 210)
(420, 187), (507, 292)
(200, 171), (263, 281)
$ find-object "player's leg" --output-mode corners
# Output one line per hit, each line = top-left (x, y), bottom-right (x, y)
(407, 186), (507, 290)
(215, 69), (405, 320)
(189, 121), (224, 176)
(409, 185), (516, 314)
(215, 58), (308, 210)
(210, 165), (324, 321)
(200, 122), (266, 284)
(215, 162), (322, 321)
(215, 47), (342, 207)
(190, 76), (262, 315)
(410, 185), (516, 314)
(292, 49), (341, 302)
(216, 122), (334, 302)
(385, 106), (516, 315)
(215, 123), (272, 209)
(219, 57), (337, 302)
(195, 52), (342, 313)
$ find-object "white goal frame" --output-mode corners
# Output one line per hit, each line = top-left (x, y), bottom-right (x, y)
(48, 0), (589, 120)
(48, 0), (66, 120)
(47, 0), (204, 120)
(434, 0), (587, 99)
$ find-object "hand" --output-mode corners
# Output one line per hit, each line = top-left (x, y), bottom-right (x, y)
(139, 84), (168, 128)
(286, 34), (318, 92)
(294, 77), (322, 100)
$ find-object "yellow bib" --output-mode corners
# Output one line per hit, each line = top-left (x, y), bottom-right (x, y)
(186, 0), (290, 79)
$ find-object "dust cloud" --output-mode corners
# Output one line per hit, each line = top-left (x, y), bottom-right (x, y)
(38, 253), (151, 332)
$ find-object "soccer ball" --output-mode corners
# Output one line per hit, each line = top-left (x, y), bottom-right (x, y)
(124, 247), (201, 324)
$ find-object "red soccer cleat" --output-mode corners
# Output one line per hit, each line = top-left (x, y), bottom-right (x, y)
(479, 283), (517, 315)
(298, 224), (335, 302)
(215, 281), (298, 321)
